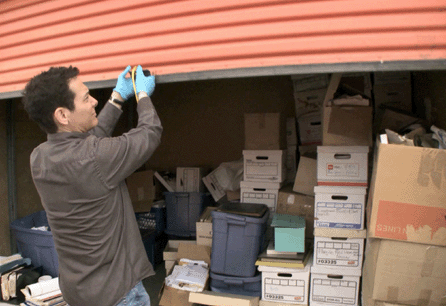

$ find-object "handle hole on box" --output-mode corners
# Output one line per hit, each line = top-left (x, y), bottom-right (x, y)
(327, 274), (343, 279)
(253, 188), (266, 192)
(334, 154), (351, 160)
(331, 237), (348, 241)
(332, 195), (348, 201)
(256, 156), (269, 160)
(310, 121), (321, 126)
(278, 273), (292, 278)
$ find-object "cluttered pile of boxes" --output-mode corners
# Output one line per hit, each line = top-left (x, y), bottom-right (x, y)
(153, 71), (445, 306)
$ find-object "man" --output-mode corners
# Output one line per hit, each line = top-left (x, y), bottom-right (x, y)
(22, 65), (162, 306)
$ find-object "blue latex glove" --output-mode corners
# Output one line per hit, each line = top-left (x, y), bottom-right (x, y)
(113, 66), (133, 100)
(135, 65), (155, 96)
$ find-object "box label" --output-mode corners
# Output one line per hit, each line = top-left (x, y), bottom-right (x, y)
(246, 160), (279, 176)
(311, 278), (357, 305)
(326, 163), (359, 177)
(315, 241), (360, 267)
(315, 202), (363, 229)
(375, 200), (446, 242)
(264, 277), (305, 302)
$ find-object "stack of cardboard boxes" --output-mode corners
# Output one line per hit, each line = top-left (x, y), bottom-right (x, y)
(241, 113), (287, 215)
(362, 138), (446, 306)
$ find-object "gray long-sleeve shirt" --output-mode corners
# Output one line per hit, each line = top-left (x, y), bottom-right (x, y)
(30, 97), (162, 306)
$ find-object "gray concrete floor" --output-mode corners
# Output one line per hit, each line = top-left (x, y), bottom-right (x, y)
(143, 262), (166, 306)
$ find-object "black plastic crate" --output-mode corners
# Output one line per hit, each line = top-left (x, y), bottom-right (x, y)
(135, 203), (166, 235)
(140, 230), (168, 267)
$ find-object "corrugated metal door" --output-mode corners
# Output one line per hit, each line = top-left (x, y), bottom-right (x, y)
(1, 0), (446, 96)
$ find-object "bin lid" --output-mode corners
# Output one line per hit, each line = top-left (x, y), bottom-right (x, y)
(271, 214), (305, 228)
(216, 202), (268, 218)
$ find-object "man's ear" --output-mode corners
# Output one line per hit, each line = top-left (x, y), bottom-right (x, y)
(54, 107), (70, 126)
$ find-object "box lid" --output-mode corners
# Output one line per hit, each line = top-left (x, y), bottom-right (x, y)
(216, 202), (268, 218)
(240, 181), (282, 189)
(314, 186), (367, 195)
(243, 150), (285, 156)
(271, 214), (305, 229)
(257, 256), (312, 273)
(314, 228), (367, 239)
(310, 264), (362, 276)
(317, 146), (369, 153)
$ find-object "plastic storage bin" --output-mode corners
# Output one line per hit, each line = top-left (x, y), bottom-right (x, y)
(10, 211), (59, 277)
(164, 192), (213, 237)
(140, 230), (168, 267)
(210, 207), (269, 277)
(210, 271), (262, 297)
(135, 202), (166, 235)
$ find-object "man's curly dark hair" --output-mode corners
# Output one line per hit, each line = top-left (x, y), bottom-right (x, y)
(22, 66), (80, 134)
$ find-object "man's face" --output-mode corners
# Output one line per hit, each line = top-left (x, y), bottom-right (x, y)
(66, 77), (98, 132)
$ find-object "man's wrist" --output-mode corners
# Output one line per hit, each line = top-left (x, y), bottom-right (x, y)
(137, 91), (148, 101)
(109, 91), (125, 108)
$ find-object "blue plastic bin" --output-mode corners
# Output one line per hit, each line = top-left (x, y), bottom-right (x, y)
(210, 271), (262, 297)
(10, 211), (59, 278)
(210, 207), (269, 277)
(164, 192), (213, 237)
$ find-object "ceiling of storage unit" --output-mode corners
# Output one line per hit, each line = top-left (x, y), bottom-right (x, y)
(1, 0), (446, 98)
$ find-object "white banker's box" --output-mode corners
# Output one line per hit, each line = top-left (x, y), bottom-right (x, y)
(313, 228), (366, 271)
(240, 181), (282, 212)
(257, 258), (312, 305)
(310, 265), (361, 306)
(317, 146), (369, 187)
(314, 186), (367, 230)
(176, 167), (205, 192)
(243, 150), (286, 182)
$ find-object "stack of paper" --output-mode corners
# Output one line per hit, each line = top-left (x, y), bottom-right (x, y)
(21, 277), (66, 306)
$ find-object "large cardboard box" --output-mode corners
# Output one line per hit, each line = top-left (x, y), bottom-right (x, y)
(321, 98), (373, 147)
(243, 150), (286, 183)
(126, 170), (156, 212)
(277, 186), (314, 238)
(293, 156), (317, 196)
(362, 238), (446, 306)
(245, 113), (286, 150)
(159, 243), (212, 306)
(367, 141), (446, 246)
